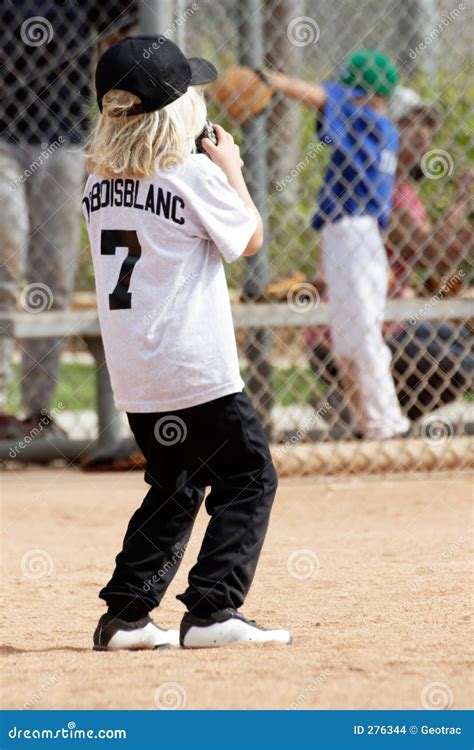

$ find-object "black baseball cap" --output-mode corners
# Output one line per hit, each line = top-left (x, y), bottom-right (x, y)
(96, 35), (218, 114)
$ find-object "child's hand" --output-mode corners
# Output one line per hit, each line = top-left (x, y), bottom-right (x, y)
(202, 124), (244, 177)
(202, 124), (263, 255)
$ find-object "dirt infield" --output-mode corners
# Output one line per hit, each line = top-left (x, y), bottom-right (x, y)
(1, 467), (472, 711)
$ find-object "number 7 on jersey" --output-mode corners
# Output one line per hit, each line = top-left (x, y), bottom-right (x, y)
(100, 229), (142, 310)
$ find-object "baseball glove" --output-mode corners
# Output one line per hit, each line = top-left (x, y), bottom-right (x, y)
(424, 272), (464, 297)
(240, 273), (322, 303)
(208, 66), (273, 125)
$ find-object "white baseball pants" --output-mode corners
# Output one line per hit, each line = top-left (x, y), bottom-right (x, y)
(321, 215), (410, 439)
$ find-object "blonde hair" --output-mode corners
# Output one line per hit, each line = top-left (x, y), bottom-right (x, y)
(86, 87), (207, 178)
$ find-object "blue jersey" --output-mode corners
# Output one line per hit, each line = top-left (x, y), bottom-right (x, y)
(312, 82), (398, 231)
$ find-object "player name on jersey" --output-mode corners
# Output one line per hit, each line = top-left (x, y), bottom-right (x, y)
(82, 178), (185, 225)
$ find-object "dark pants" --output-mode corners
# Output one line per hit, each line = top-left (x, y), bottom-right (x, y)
(100, 391), (278, 619)
(310, 323), (472, 423)
(389, 323), (472, 421)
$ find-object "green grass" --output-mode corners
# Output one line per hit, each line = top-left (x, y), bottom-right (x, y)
(271, 368), (324, 406)
(8, 363), (96, 415)
(7, 362), (324, 415)
(8, 361), (471, 415)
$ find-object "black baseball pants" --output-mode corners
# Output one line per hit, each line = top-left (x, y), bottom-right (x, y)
(100, 391), (278, 619)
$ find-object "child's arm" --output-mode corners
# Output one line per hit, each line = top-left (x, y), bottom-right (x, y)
(266, 71), (327, 112)
(202, 124), (263, 256)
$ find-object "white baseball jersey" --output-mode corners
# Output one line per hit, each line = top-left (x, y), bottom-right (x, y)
(82, 154), (256, 412)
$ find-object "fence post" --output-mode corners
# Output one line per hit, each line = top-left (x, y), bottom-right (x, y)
(237, 0), (274, 436)
(86, 337), (121, 453)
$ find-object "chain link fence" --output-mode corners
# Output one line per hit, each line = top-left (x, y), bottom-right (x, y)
(1, 0), (472, 474)
(0, 2), (139, 447)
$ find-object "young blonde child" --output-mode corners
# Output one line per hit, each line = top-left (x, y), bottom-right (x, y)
(84, 35), (291, 650)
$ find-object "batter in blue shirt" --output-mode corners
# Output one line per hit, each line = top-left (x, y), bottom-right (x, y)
(312, 79), (398, 231)
(268, 49), (409, 440)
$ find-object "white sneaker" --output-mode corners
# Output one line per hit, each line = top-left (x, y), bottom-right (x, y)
(180, 608), (292, 648)
(93, 613), (179, 651)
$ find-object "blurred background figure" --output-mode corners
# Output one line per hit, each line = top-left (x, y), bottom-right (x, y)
(307, 86), (472, 429)
(386, 87), (473, 421)
(387, 86), (472, 295)
(269, 50), (410, 439)
(0, 1), (137, 441)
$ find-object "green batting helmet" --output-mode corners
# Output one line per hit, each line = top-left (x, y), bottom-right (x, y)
(340, 49), (399, 97)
